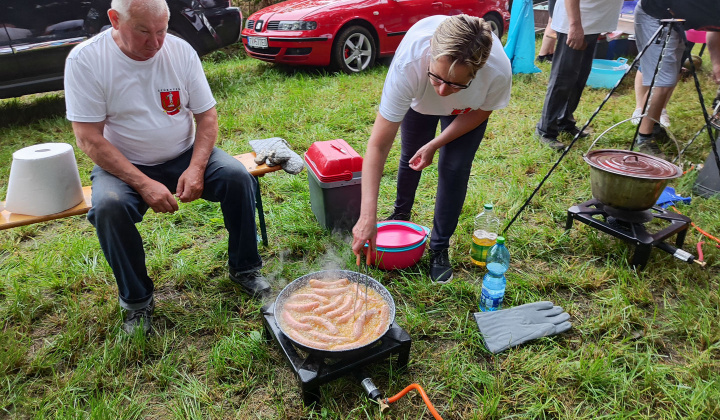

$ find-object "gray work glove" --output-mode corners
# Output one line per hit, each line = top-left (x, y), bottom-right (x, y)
(249, 137), (304, 174)
(474, 301), (572, 354)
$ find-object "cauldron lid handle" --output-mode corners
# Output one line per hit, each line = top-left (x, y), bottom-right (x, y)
(622, 154), (639, 164)
(584, 116), (680, 159)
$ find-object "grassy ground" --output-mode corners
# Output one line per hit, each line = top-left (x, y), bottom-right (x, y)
(1, 41), (719, 419)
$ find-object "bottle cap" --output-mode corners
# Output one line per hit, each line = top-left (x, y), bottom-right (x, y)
(483, 203), (493, 210)
(496, 236), (505, 244)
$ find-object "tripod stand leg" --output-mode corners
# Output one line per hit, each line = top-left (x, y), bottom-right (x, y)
(503, 25), (663, 234)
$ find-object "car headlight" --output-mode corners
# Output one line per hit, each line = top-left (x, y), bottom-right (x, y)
(276, 21), (317, 31)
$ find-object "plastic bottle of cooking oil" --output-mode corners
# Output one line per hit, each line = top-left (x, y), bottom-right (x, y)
(470, 203), (500, 267)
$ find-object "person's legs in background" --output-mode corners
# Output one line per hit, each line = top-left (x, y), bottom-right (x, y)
(633, 70), (674, 127)
(632, 2), (684, 158)
(632, 70), (648, 124)
(538, 0), (557, 62)
(536, 32), (595, 150)
(536, 32), (576, 149)
(706, 31), (720, 109)
(556, 33), (597, 135)
(538, 18), (557, 63)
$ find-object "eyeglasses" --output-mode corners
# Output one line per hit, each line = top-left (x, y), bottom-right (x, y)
(427, 70), (472, 90)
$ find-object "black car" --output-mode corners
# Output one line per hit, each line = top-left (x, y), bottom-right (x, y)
(0, 0), (242, 99)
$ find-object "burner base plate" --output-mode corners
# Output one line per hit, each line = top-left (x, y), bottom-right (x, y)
(566, 198), (691, 269)
(261, 302), (411, 405)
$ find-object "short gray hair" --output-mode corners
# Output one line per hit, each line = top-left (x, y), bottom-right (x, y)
(430, 14), (494, 78)
(111, 0), (170, 21)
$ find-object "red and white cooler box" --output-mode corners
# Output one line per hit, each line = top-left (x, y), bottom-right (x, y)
(304, 139), (362, 231)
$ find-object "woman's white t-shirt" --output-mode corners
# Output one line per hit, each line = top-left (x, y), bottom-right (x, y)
(378, 15), (512, 123)
(65, 30), (216, 166)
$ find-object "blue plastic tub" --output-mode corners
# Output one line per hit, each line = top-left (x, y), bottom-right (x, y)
(586, 58), (630, 89)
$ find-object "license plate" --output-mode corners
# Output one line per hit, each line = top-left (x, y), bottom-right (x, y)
(248, 36), (268, 49)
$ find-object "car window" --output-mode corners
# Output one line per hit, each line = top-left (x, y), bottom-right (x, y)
(4, 0), (91, 79)
(1, 16), (23, 82)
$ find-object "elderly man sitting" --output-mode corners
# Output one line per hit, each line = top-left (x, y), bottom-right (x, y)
(64, 0), (269, 334)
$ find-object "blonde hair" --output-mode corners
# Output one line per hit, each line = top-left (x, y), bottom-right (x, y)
(111, 0), (169, 21)
(430, 14), (493, 78)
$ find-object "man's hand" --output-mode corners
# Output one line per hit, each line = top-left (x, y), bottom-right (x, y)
(564, 0), (586, 50)
(566, 24), (587, 50)
(138, 179), (179, 213)
(175, 106), (215, 203)
(176, 166), (205, 202)
(73, 120), (179, 212)
(409, 142), (438, 171)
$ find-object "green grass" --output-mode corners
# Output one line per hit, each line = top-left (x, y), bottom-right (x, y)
(1, 40), (719, 418)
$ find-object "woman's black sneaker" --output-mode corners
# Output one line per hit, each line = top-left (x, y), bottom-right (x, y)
(429, 248), (453, 283)
(384, 209), (411, 221)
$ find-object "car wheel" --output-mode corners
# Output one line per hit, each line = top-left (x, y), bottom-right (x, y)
(332, 26), (376, 74)
(482, 14), (503, 38)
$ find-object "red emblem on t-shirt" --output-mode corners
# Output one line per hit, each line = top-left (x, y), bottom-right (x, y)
(451, 107), (472, 115)
(160, 90), (181, 115)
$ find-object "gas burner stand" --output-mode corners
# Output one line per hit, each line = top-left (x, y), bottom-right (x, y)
(261, 302), (412, 405)
(566, 198), (691, 269)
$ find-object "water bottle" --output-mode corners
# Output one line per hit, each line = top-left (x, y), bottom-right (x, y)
(479, 236), (509, 312)
(470, 204), (500, 267)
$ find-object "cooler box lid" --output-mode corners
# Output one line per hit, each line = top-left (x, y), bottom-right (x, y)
(304, 139), (362, 183)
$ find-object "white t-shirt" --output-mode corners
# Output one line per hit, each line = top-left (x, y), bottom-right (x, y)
(65, 30), (216, 166)
(551, 0), (623, 35)
(378, 15), (512, 123)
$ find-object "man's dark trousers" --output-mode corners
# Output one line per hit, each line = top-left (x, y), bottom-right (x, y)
(537, 32), (599, 138)
(88, 147), (262, 310)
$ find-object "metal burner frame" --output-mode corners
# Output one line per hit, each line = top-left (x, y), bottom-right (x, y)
(261, 302), (411, 405)
(566, 198), (691, 269)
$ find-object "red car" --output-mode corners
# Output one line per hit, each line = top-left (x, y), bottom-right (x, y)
(241, 0), (510, 73)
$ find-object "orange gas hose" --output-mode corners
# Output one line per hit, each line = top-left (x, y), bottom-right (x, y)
(385, 383), (443, 420)
(670, 206), (720, 246)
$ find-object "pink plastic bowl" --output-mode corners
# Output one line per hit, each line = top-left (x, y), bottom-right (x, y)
(367, 221), (430, 270)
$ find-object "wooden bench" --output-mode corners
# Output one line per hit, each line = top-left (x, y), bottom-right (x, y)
(0, 152), (281, 245)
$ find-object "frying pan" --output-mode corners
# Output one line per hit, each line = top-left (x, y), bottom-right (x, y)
(274, 269), (396, 358)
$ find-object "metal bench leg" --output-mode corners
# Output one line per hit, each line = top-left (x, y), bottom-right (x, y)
(255, 176), (268, 246)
